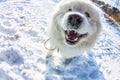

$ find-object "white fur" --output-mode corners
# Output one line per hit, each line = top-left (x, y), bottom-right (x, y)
(47, 0), (102, 58)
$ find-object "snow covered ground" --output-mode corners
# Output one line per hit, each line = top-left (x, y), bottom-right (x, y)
(0, 0), (120, 80)
(99, 0), (120, 9)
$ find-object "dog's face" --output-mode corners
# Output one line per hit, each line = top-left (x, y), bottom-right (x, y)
(51, 0), (102, 49)
(61, 10), (90, 45)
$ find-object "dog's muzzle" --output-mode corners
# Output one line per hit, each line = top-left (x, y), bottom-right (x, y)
(64, 14), (87, 45)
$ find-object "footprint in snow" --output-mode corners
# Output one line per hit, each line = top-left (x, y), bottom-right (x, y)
(0, 48), (24, 65)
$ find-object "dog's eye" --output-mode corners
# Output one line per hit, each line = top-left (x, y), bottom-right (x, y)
(85, 12), (90, 18)
(68, 9), (72, 11)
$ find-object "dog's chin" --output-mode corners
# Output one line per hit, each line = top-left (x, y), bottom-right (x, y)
(64, 30), (88, 46)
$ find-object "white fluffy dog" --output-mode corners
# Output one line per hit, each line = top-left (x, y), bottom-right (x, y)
(46, 0), (102, 59)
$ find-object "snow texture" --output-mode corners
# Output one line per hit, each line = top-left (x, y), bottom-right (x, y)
(0, 0), (120, 80)
(99, 0), (120, 9)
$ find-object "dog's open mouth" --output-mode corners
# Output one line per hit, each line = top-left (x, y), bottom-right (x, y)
(65, 30), (88, 45)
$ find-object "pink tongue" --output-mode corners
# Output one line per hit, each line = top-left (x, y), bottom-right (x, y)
(67, 30), (79, 40)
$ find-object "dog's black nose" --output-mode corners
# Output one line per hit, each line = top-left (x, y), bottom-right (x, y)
(68, 14), (83, 29)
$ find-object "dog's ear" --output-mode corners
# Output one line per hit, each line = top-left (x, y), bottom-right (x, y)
(88, 2), (103, 29)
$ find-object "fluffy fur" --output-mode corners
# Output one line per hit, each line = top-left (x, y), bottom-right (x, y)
(47, 0), (102, 58)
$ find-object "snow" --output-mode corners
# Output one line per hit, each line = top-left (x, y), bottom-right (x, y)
(99, 0), (120, 9)
(0, 0), (120, 80)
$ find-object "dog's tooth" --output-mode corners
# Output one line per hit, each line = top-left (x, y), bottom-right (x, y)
(66, 34), (69, 39)
(74, 38), (78, 41)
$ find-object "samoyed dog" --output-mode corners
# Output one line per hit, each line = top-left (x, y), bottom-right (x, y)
(46, 0), (102, 59)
